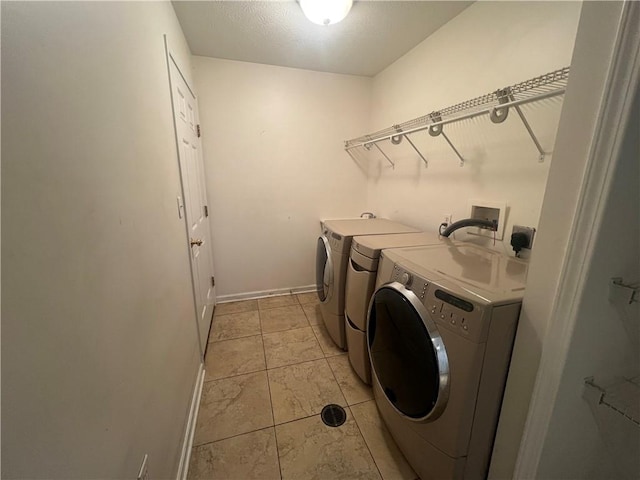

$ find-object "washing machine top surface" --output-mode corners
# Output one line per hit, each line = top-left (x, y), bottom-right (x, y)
(352, 231), (455, 260)
(322, 218), (419, 237)
(384, 243), (528, 305)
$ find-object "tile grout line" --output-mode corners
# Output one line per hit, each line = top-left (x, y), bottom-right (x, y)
(207, 332), (262, 346)
(258, 294), (306, 312)
(208, 309), (261, 342)
(263, 309), (349, 428)
(202, 333), (266, 383)
(200, 296), (386, 478)
(191, 425), (275, 450)
(202, 295), (373, 478)
(260, 331), (284, 480)
(263, 326), (324, 370)
(201, 366), (267, 384)
(321, 330), (384, 479)
(212, 308), (259, 318)
(207, 330), (258, 344)
(324, 350), (352, 411)
(262, 306), (323, 369)
(192, 402), (365, 450)
(262, 314), (311, 332)
(348, 397), (375, 407)
(267, 356), (330, 373)
(271, 407), (346, 429)
(204, 310), (354, 380)
(300, 298), (322, 327)
(309, 321), (346, 360)
(350, 406), (386, 480)
(262, 324), (313, 338)
(258, 304), (303, 312)
(298, 295), (314, 328)
(194, 296), (316, 478)
(258, 307), (265, 335)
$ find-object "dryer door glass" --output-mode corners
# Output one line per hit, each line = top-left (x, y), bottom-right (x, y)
(316, 236), (332, 303)
(368, 285), (449, 421)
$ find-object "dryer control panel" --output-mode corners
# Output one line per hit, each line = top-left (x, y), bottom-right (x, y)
(323, 228), (351, 254)
(392, 265), (428, 299)
(391, 264), (490, 343)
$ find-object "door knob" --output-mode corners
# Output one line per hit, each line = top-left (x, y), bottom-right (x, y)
(190, 238), (203, 246)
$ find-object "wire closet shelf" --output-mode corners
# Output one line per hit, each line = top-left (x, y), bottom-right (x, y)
(344, 66), (570, 167)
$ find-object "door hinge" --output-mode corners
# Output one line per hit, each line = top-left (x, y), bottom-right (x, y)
(197, 124), (201, 138)
(211, 276), (215, 287)
(204, 205), (209, 217)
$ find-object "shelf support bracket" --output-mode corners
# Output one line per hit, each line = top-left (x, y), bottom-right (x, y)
(491, 88), (547, 162)
(405, 134), (428, 167)
(429, 112), (464, 166)
(365, 140), (394, 169)
(345, 145), (359, 164)
(513, 103), (547, 162)
(391, 125), (428, 167)
(609, 277), (639, 304)
(583, 377), (605, 405)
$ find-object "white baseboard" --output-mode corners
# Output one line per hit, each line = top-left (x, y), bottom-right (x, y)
(216, 284), (316, 304)
(176, 363), (205, 480)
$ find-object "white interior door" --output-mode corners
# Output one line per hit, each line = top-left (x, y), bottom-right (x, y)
(168, 51), (216, 355)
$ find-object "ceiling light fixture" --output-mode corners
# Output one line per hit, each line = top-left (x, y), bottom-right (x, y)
(299, 0), (353, 26)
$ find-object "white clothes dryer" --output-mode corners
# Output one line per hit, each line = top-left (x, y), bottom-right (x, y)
(316, 218), (419, 349)
(345, 231), (458, 384)
(368, 243), (528, 480)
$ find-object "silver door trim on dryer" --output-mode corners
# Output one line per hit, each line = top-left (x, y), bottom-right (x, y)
(367, 281), (450, 423)
(316, 234), (334, 304)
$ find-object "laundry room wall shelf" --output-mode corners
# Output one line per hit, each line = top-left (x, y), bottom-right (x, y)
(344, 66), (570, 167)
(581, 277), (639, 476)
(583, 376), (640, 428)
(582, 375), (639, 476)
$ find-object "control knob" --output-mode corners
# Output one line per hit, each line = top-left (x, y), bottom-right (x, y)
(400, 272), (412, 287)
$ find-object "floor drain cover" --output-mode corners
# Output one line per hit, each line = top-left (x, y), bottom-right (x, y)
(321, 404), (346, 427)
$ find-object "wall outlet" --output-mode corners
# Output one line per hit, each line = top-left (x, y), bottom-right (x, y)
(511, 225), (536, 249)
(443, 214), (452, 225)
(137, 454), (149, 480)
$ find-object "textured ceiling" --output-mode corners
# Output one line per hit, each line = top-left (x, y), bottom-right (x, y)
(172, 1), (473, 77)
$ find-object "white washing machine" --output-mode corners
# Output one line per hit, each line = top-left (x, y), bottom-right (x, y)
(368, 243), (528, 480)
(345, 232), (459, 384)
(316, 218), (419, 349)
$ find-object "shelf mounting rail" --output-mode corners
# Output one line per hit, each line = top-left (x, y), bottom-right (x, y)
(344, 66), (570, 165)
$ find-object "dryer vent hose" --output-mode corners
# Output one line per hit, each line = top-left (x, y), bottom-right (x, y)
(441, 218), (497, 237)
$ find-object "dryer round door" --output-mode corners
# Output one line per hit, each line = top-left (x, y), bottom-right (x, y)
(367, 282), (449, 422)
(316, 235), (333, 304)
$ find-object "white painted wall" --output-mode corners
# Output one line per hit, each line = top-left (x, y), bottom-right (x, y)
(193, 57), (371, 298)
(510, 2), (639, 478)
(2, 2), (201, 478)
(366, 1), (581, 252)
(360, 2), (585, 477)
(536, 76), (639, 480)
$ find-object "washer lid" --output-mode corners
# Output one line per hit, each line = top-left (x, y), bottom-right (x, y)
(383, 244), (528, 305)
(351, 231), (452, 259)
(322, 218), (419, 237)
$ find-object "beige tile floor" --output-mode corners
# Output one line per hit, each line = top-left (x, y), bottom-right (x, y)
(188, 293), (417, 480)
